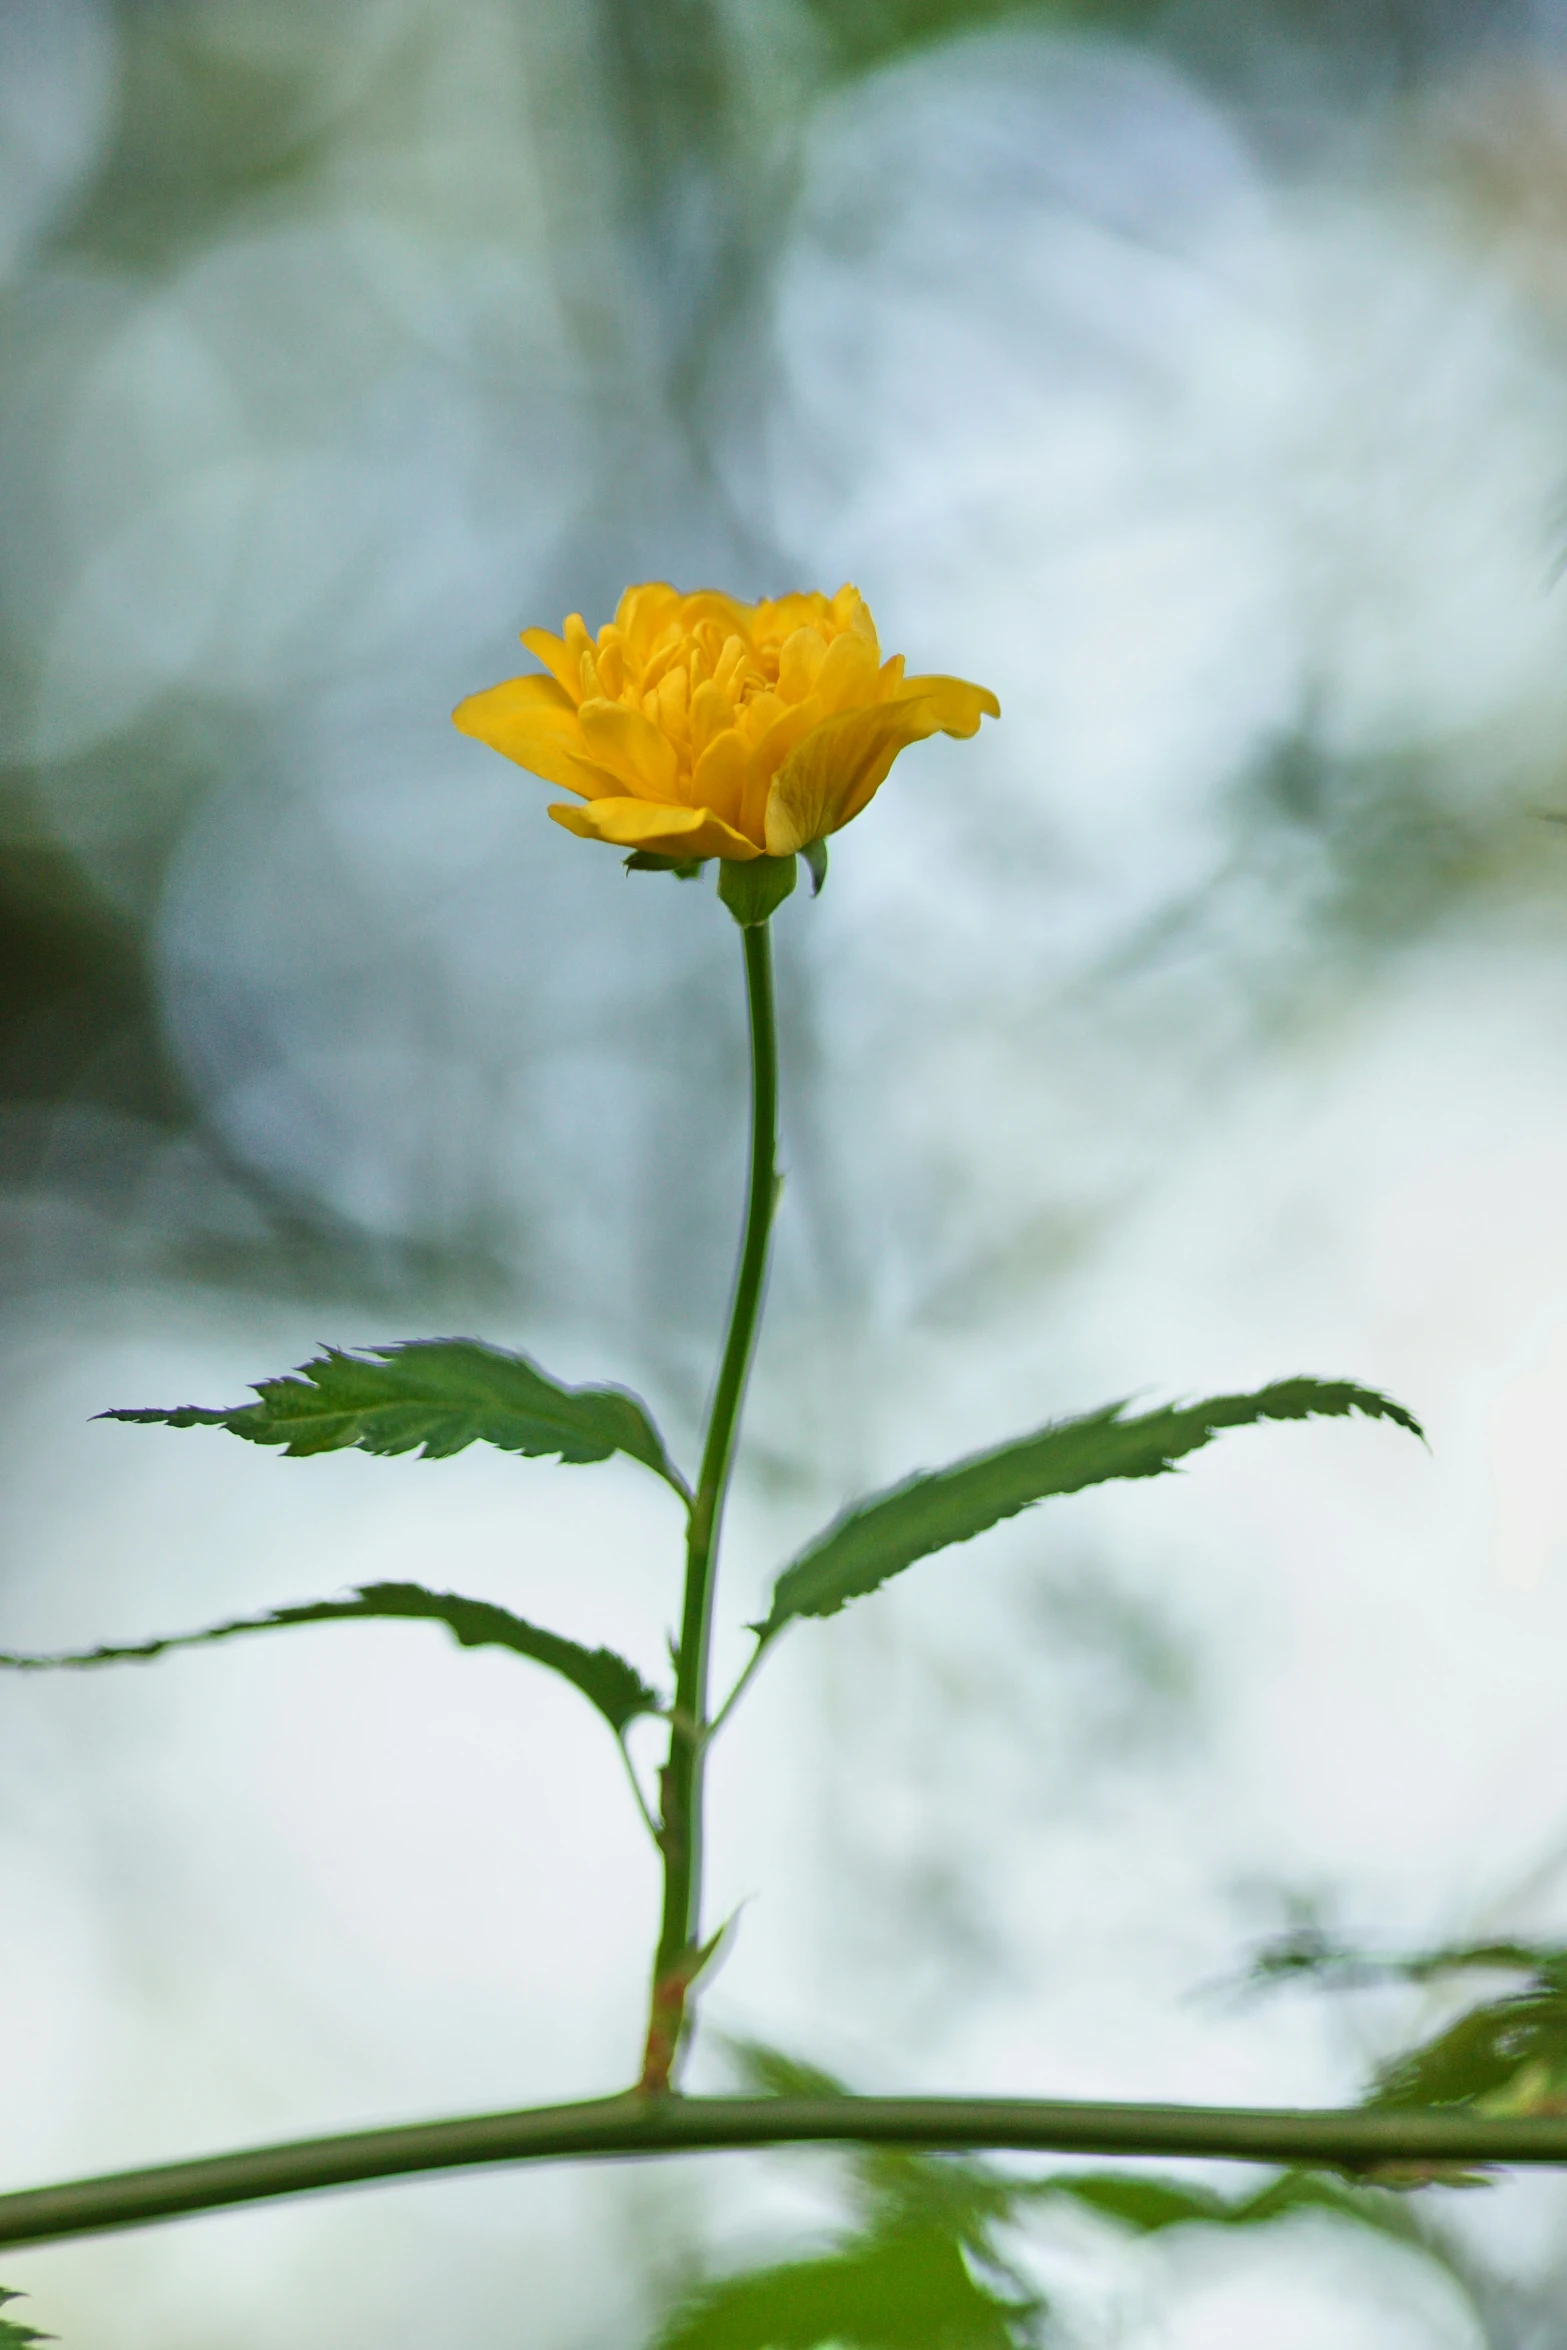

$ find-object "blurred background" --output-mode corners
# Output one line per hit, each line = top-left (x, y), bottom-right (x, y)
(6, 0), (1567, 2339)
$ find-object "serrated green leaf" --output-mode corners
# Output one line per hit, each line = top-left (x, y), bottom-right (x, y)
(103, 1338), (690, 1499)
(1250, 1930), (1566, 1993)
(853, 2152), (1019, 2252)
(1034, 2174), (1231, 2231)
(727, 2040), (853, 2103)
(653, 2227), (1031, 2350)
(1030, 2167), (1422, 2243)
(0, 1581), (662, 1736)
(1230, 2173), (1426, 2238)
(757, 1378), (1422, 1640)
(0, 2289), (52, 2345)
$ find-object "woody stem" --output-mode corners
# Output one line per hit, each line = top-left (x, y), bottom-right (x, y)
(641, 919), (778, 2090)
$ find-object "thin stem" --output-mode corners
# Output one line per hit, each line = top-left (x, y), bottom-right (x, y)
(641, 920), (779, 2089)
(7, 2093), (1567, 2249)
(704, 1635), (771, 1748)
(616, 1734), (661, 1846)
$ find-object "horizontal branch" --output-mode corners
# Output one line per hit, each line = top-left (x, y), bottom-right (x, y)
(3, 2093), (1567, 2250)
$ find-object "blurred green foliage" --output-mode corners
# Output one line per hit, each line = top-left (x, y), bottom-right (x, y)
(0, 2288), (51, 2346)
(1255, 1932), (1567, 2121)
(0, 842), (182, 1123)
(649, 2045), (1468, 2348)
(792, 0), (1456, 79)
(796, 0), (1149, 77)
(64, 7), (373, 264)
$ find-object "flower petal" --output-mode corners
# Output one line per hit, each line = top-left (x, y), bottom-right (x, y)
(690, 679), (738, 762)
(653, 662), (690, 743)
(777, 626), (829, 704)
(746, 696), (821, 779)
(763, 676), (998, 855)
(763, 705), (904, 855)
(742, 699), (821, 840)
(692, 727), (752, 832)
(833, 584), (880, 656)
(555, 753), (632, 802)
(895, 672), (1001, 737)
(594, 635), (627, 698)
(676, 590), (756, 640)
(811, 627), (881, 714)
(759, 592), (833, 644)
(453, 673), (596, 793)
(577, 698), (680, 799)
(613, 583), (683, 656)
(519, 627), (581, 701)
(548, 797), (761, 860)
(459, 584), (1000, 867)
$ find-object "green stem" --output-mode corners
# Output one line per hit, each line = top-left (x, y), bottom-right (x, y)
(642, 920), (779, 2088)
(616, 1735), (660, 1845)
(705, 1635), (770, 1747)
(5, 2094), (1567, 2249)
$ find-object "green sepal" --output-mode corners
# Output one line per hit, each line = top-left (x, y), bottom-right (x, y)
(0, 1580), (664, 1736)
(102, 1337), (691, 1501)
(718, 854), (797, 928)
(755, 1377), (1423, 1641)
(801, 838), (829, 896)
(625, 851), (706, 879)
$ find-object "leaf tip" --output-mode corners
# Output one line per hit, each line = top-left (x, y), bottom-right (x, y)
(1318, 1379), (1427, 1448)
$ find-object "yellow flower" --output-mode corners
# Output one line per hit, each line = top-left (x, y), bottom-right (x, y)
(452, 582), (999, 863)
